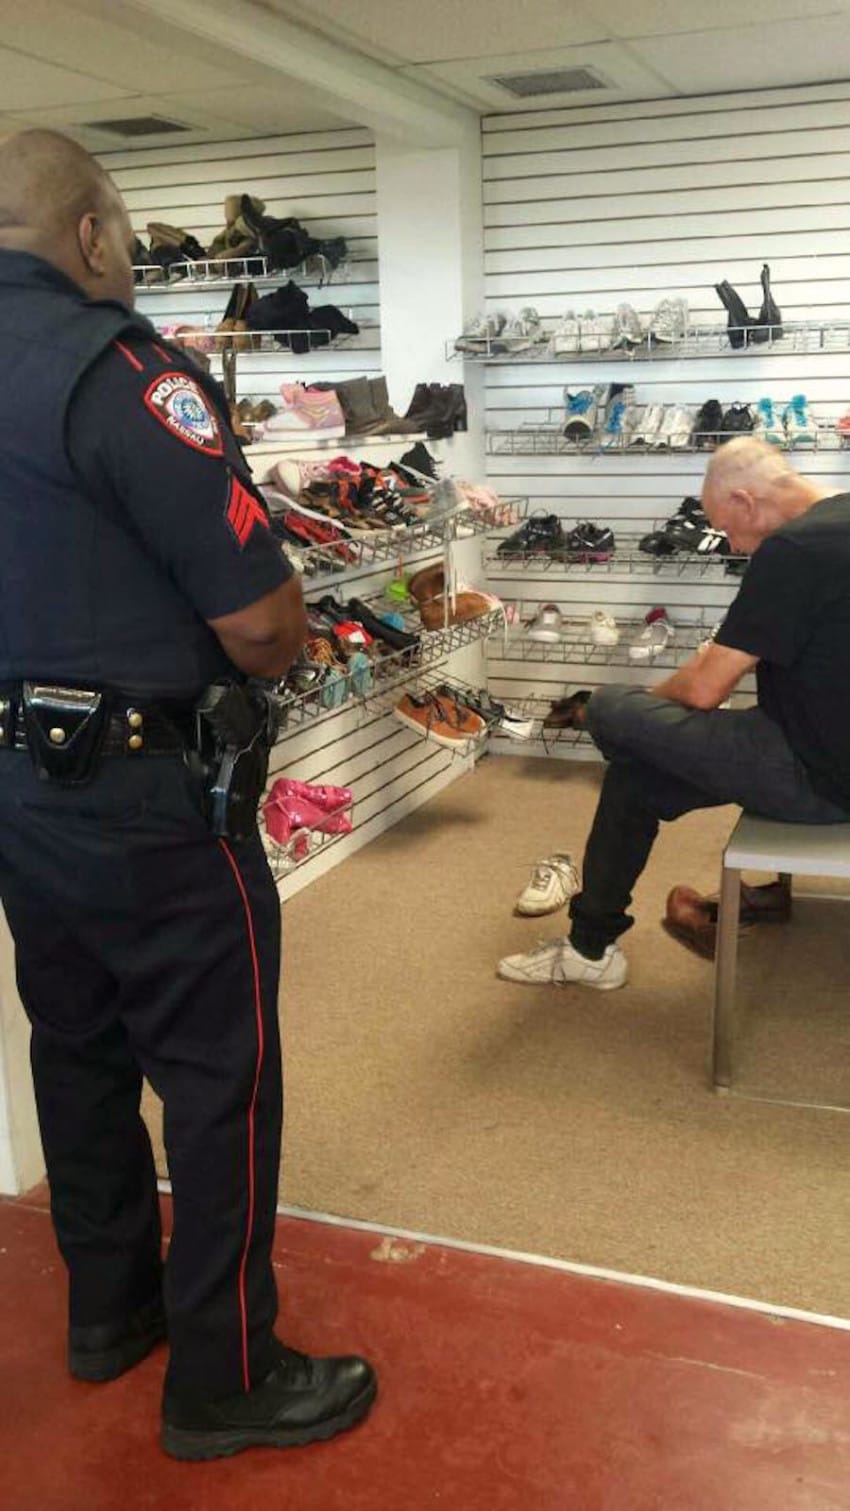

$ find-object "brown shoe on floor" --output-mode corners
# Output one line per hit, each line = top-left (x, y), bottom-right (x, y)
(662, 878), (792, 960)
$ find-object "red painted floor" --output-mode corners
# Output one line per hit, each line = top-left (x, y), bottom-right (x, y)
(0, 1196), (848, 1511)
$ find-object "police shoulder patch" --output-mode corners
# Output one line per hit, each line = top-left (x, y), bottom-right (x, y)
(143, 371), (224, 456)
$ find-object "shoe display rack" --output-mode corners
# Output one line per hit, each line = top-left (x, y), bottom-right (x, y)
(132, 253), (349, 293)
(490, 608), (719, 673)
(485, 517), (747, 585)
(294, 500), (519, 586)
(449, 320), (850, 364)
(276, 608), (506, 741)
(485, 421), (845, 458)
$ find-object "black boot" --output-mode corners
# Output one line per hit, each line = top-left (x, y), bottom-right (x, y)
(162, 1343), (377, 1461)
(69, 1292), (166, 1383)
(751, 263), (782, 344)
(714, 280), (752, 350)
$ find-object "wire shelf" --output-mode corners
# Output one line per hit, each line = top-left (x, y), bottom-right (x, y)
(486, 423), (845, 458)
(161, 322), (374, 355)
(449, 321), (850, 364)
(486, 527), (747, 581)
(489, 611), (718, 672)
(132, 251), (351, 292)
(280, 499), (526, 582)
(274, 608), (505, 744)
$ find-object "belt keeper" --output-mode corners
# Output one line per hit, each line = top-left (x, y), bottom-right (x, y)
(0, 697), (8, 747)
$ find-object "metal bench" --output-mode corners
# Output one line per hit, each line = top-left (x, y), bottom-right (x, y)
(713, 814), (850, 1092)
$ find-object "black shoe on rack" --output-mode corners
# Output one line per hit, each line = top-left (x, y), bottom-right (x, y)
(751, 262), (783, 344)
(239, 196), (321, 271)
(693, 398), (724, 448)
(398, 441), (439, 480)
(162, 1342), (377, 1462)
(565, 522), (615, 563)
(345, 598), (420, 654)
(714, 280), (753, 350)
(497, 512), (567, 558)
(718, 404), (754, 443)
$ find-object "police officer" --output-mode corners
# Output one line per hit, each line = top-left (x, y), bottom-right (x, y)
(0, 130), (376, 1460)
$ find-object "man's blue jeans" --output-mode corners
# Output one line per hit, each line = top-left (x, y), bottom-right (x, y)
(568, 686), (850, 958)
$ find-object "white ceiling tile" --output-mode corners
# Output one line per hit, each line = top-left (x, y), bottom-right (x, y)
(589, 0), (847, 37)
(403, 41), (673, 111)
(628, 14), (850, 93)
(0, 0), (238, 93)
(0, 47), (133, 110)
(263, 0), (605, 64)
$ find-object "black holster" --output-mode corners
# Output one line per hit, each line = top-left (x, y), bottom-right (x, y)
(192, 681), (280, 841)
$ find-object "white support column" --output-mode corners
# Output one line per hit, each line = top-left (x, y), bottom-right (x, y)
(376, 125), (488, 684)
(0, 912), (42, 1194)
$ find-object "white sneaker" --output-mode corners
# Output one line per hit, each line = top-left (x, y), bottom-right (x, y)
(497, 937), (628, 989)
(551, 311), (580, 355)
(514, 854), (580, 917)
(610, 303), (644, 349)
(527, 603), (564, 642)
(590, 609), (620, 646)
(649, 297), (687, 344)
(455, 312), (506, 354)
(578, 310), (607, 354)
(630, 404), (665, 446)
(652, 405), (694, 450)
(629, 608), (674, 662)
(783, 394), (817, 447)
(499, 306), (545, 352)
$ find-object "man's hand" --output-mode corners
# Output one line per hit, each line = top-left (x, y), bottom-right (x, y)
(651, 642), (757, 710)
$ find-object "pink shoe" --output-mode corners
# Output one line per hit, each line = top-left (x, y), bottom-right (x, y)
(269, 778), (352, 814)
(263, 791), (352, 850)
(262, 385), (345, 439)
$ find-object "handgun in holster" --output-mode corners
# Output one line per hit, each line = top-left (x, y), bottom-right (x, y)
(192, 681), (281, 841)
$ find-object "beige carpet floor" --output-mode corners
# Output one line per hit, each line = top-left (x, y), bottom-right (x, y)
(145, 755), (850, 1317)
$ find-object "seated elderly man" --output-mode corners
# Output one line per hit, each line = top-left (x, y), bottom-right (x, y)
(498, 436), (850, 990)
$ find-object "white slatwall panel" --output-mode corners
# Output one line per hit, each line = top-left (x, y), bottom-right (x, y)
(480, 83), (850, 748)
(103, 129), (382, 401)
(99, 130), (469, 894)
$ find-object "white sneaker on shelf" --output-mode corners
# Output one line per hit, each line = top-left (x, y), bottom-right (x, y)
(649, 297), (688, 344)
(630, 404), (665, 446)
(628, 608), (675, 662)
(589, 610), (620, 646)
(500, 306), (546, 352)
(753, 397), (786, 446)
(610, 303), (644, 349)
(455, 312), (507, 354)
(578, 310), (607, 354)
(527, 603), (564, 642)
(497, 937), (628, 989)
(550, 311), (581, 355)
(653, 405), (695, 450)
(514, 854), (581, 917)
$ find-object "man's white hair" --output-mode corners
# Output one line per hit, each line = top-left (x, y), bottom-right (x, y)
(703, 435), (799, 504)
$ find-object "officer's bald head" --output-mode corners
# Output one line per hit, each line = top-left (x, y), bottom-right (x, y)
(0, 129), (135, 307)
(703, 434), (828, 554)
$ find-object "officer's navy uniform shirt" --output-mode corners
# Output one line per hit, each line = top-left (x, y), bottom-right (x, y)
(0, 251), (291, 698)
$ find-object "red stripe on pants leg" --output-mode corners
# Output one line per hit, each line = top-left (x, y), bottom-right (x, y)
(218, 838), (266, 1392)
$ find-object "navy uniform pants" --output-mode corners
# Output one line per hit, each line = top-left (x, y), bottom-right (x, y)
(0, 753), (282, 1399)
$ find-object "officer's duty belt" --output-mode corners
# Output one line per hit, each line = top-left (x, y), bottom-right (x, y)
(0, 690), (193, 759)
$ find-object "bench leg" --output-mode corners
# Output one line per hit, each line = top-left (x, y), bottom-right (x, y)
(712, 864), (741, 1090)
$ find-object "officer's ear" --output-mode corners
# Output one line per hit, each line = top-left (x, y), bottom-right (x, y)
(77, 211), (107, 279)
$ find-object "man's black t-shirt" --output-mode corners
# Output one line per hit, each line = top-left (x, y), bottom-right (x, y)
(716, 492), (850, 811)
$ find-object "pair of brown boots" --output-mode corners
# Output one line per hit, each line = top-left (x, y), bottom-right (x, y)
(335, 377), (421, 438)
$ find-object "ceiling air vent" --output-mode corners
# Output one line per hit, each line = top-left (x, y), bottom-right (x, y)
(487, 67), (608, 98)
(83, 115), (192, 138)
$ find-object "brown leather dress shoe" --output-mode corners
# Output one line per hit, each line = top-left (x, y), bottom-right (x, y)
(662, 877), (792, 960)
